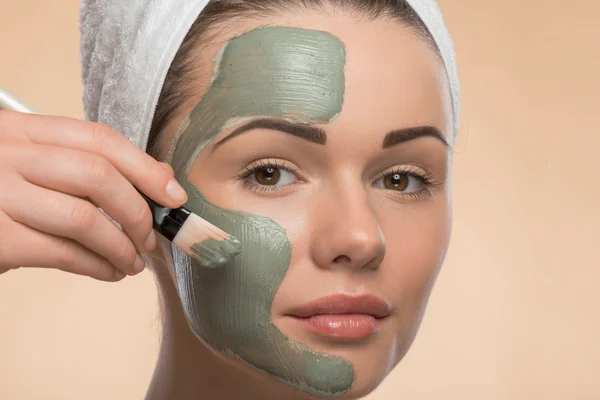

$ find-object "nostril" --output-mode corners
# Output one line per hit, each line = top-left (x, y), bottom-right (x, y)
(333, 255), (351, 264)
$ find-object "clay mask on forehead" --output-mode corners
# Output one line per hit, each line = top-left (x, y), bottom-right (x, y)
(168, 27), (353, 396)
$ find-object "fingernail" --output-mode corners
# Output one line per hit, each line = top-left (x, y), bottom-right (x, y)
(166, 179), (188, 204)
(144, 230), (157, 252)
(133, 254), (146, 274)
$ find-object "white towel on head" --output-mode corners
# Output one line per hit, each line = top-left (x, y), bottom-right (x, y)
(80, 0), (460, 150)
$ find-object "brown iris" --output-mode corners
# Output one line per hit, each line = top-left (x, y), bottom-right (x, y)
(384, 172), (409, 191)
(254, 167), (281, 185)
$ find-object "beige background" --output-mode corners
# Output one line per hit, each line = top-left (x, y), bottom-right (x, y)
(1, 0), (599, 399)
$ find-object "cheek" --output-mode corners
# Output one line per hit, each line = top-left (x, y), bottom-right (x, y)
(196, 174), (313, 242)
(189, 179), (313, 293)
(374, 200), (450, 364)
(382, 200), (450, 325)
(386, 202), (449, 286)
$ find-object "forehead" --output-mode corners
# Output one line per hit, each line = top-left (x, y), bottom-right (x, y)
(330, 16), (452, 144)
(210, 26), (346, 124)
(189, 12), (452, 142)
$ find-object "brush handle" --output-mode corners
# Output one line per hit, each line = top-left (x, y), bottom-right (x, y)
(0, 87), (39, 114)
(137, 189), (191, 241)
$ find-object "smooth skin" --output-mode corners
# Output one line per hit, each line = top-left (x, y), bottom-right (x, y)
(0, 111), (188, 281)
(148, 8), (453, 400)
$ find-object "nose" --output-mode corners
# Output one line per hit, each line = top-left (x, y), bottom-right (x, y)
(310, 184), (386, 271)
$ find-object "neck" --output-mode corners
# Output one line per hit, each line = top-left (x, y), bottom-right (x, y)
(144, 252), (309, 400)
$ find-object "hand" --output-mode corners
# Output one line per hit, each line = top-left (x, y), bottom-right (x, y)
(0, 110), (187, 281)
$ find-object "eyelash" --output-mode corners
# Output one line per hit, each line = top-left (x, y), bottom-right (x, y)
(238, 159), (439, 199)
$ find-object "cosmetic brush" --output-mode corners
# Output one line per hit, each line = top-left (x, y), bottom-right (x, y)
(0, 87), (242, 268)
(0, 86), (40, 114)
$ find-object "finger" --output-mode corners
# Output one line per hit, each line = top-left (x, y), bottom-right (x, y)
(159, 162), (174, 173)
(0, 211), (126, 282)
(0, 112), (187, 209)
(0, 178), (145, 276)
(2, 142), (156, 253)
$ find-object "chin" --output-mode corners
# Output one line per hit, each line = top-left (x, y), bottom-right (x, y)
(337, 373), (392, 400)
(313, 343), (404, 399)
(191, 316), (413, 400)
(274, 314), (414, 399)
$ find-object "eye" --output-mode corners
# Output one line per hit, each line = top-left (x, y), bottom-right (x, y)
(251, 165), (296, 186)
(383, 172), (420, 192)
(373, 167), (434, 195)
(241, 159), (299, 189)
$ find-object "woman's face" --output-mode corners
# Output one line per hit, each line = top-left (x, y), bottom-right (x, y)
(160, 9), (453, 399)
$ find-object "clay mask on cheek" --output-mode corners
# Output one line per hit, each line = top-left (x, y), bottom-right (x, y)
(169, 27), (353, 397)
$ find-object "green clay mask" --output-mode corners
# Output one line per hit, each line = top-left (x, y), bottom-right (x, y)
(169, 27), (353, 397)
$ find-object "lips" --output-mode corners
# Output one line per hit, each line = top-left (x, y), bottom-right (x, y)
(287, 294), (392, 319)
(285, 294), (391, 340)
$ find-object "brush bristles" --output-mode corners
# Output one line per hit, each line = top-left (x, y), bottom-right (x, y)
(173, 213), (242, 268)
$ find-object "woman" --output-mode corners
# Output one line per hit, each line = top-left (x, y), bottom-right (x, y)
(0, 0), (459, 398)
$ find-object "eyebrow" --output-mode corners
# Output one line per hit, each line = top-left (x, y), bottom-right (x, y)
(210, 119), (327, 152)
(210, 118), (449, 152)
(382, 126), (450, 149)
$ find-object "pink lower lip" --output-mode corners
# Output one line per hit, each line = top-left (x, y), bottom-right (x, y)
(291, 314), (381, 340)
